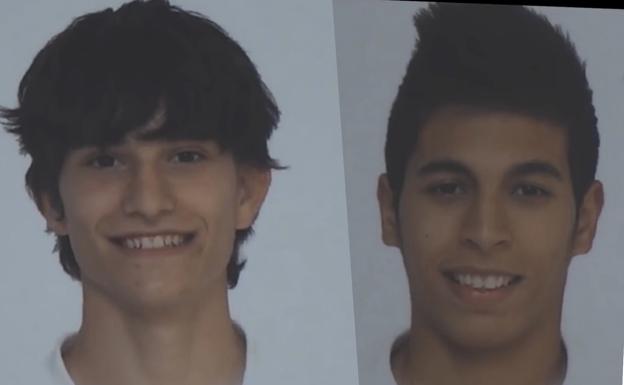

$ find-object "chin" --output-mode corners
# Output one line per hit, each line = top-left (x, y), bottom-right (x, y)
(434, 314), (527, 353)
(96, 278), (197, 313)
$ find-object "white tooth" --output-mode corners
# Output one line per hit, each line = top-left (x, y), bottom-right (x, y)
(484, 276), (497, 289)
(472, 276), (484, 289)
(122, 235), (186, 249)
(153, 236), (165, 248)
(141, 237), (154, 249)
(455, 273), (516, 290)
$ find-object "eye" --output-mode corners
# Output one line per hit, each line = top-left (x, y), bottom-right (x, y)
(512, 184), (551, 198)
(88, 153), (120, 169)
(427, 182), (466, 197)
(171, 150), (205, 163)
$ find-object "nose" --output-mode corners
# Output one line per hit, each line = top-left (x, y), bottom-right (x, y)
(122, 163), (175, 221)
(460, 193), (511, 253)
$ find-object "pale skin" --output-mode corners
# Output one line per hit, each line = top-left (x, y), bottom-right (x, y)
(378, 107), (603, 385)
(40, 119), (271, 385)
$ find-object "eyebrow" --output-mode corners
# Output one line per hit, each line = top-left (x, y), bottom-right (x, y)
(417, 159), (474, 178)
(416, 159), (563, 181)
(508, 160), (563, 181)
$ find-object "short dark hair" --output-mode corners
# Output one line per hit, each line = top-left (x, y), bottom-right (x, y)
(385, 3), (598, 208)
(1, 0), (281, 288)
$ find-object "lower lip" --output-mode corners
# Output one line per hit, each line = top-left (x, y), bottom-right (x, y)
(112, 236), (196, 257)
(445, 275), (522, 306)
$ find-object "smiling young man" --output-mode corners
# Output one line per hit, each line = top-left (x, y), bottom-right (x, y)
(1, 1), (279, 385)
(376, 4), (603, 385)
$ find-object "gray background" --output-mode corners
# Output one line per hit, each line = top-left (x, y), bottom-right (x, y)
(0, 1), (358, 385)
(334, 1), (624, 385)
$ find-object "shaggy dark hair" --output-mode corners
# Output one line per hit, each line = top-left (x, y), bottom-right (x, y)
(1, 0), (281, 288)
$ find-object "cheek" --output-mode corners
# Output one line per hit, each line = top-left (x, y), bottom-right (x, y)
(178, 179), (241, 276)
(176, 175), (240, 238)
(57, 181), (122, 272)
(498, 204), (577, 309)
(511, 204), (575, 261)
(398, 199), (460, 273)
(60, 176), (121, 235)
(515, 224), (574, 291)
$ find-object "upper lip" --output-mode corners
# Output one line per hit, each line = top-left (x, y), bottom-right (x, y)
(442, 266), (522, 277)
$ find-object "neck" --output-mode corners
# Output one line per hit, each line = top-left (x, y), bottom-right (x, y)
(63, 279), (245, 385)
(392, 323), (567, 385)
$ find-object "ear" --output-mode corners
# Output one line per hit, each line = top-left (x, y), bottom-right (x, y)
(236, 167), (271, 229)
(571, 180), (604, 256)
(38, 192), (68, 236)
(378, 174), (401, 247)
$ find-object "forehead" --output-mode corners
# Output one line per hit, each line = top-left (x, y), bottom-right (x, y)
(411, 107), (569, 175)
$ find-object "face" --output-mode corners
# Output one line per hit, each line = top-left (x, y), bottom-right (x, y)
(42, 130), (270, 313)
(378, 107), (603, 350)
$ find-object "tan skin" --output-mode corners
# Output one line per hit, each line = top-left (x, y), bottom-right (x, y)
(40, 118), (271, 385)
(378, 107), (603, 385)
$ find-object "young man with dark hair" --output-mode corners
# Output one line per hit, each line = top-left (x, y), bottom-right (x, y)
(377, 3), (603, 385)
(2, 1), (280, 384)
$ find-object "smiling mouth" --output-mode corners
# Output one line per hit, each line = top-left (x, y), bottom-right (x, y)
(443, 272), (523, 291)
(111, 233), (195, 250)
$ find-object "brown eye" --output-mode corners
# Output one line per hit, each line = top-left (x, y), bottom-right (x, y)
(512, 184), (551, 197)
(88, 154), (120, 168)
(172, 151), (205, 163)
(427, 182), (466, 196)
